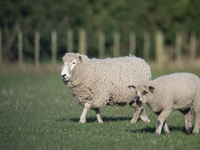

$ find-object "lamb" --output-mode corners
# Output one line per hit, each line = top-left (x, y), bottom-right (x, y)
(61, 52), (152, 123)
(128, 72), (200, 135)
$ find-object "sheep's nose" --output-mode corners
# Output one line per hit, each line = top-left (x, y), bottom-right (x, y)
(61, 74), (66, 78)
(136, 97), (142, 106)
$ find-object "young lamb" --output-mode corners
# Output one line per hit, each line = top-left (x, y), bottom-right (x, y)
(61, 53), (152, 123)
(128, 72), (200, 135)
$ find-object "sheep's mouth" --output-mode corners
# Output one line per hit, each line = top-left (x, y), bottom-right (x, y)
(61, 76), (70, 82)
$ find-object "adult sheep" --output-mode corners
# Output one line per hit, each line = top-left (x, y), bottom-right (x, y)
(61, 53), (151, 123)
(129, 73), (200, 135)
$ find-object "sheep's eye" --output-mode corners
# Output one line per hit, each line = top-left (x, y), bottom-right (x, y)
(143, 91), (148, 95)
(72, 61), (76, 64)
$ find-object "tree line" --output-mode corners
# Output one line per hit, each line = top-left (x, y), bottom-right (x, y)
(0, 0), (200, 62)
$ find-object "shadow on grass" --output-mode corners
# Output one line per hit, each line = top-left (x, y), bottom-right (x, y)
(57, 116), (134, 123)
(126, 126), (188, 135)
(56, 117), (189, 134)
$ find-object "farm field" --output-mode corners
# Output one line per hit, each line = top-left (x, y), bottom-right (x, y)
(1, 65), (200, 150)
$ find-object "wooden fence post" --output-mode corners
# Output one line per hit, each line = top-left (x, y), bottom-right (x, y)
(79, 28), (87, 55)
(129, 32), (136, 56)
(190, 32), (196, 61)
(113, 31), (120, 57)
(18, 30), (23, 66)
(143, 31), (150, 61)
(175, 32), (182, 61)
(51, 30), (57, 65)
(155, 30), (164, 67)
(0, 29), (2, 66)
(34, 30), (40, 67)
(67, 29), (73, 52)
(99, 30), (105, 58)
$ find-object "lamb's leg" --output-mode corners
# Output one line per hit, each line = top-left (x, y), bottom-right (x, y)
(192, 108), (200, 134)
(130, 100), (150, 123)
(155, 110), (171, 135)
(94, 108), (103, 123)
(140, 107), (150, 123)
(130, 106), (142, 124)
(179, 108), (193, 134)
(79, 103), (91, 123)
(163, 120), (170, 135)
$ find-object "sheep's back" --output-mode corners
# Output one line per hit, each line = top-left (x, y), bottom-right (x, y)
(150, 73), (198, 109)
(90, 56), (151, 104)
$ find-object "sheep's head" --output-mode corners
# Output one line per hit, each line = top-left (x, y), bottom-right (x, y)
(61, 53), (83, 82)
(128, 84), (154, 106)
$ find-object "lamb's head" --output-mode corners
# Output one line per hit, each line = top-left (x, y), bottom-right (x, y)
(61, 53), (86, 82)
(128, 84), (154, 106)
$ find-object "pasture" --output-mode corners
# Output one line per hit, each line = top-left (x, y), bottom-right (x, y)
(1, 65), (200, 150)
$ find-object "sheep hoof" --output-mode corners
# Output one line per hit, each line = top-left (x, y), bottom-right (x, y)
(144, 118), (150, 123)
(192, 131), (198, 135)
(79, 121), (85, 123)
(130, 119), (137, 124)
(98, 120), (104, 123)
(165, 131), (170, 135)
(154, 132), (161, 136)
(79, 118), (86, 123)
(140, 115), (150, 123)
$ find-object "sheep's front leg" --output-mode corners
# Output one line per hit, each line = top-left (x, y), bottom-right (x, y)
(79, 103), (91, 123)
(140, 107), (150, 123)
(155, 110), (171, 135)
(130, 106), (142, 124)
(163, 120), (170, 135)
(94, 108), (103, 123)
(130, 100), (150, 123)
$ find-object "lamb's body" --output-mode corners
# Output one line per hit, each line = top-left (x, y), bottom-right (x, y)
(130, 73), (200, 135)
(145, 73), (199, 112)
(61, 53), (152, 123)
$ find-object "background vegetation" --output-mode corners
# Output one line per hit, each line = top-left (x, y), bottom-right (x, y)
(1, 0), (200, 62)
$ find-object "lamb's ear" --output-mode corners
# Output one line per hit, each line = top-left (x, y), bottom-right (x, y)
(79, 55), (82, 62)
(128, 85), (136, 89)
(148, 86), (154, 93)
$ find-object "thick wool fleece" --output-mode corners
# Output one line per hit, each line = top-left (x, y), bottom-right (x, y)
(133, 72), (200, 134)
(63, 53), (151, 108)
(142, 73), (200, 112)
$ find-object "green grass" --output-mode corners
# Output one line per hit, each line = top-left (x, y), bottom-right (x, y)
(1, 67), (200, 150)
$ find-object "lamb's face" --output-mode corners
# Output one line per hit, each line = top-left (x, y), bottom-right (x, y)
(61, 58), (78, 82)
(128, 85), (154, 106)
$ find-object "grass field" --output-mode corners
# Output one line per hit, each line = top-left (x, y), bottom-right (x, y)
(1, 65), (200, 150)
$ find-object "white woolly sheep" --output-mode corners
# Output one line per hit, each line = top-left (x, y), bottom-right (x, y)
(61, 53), (152, 123)
(129, 72), (200, 135)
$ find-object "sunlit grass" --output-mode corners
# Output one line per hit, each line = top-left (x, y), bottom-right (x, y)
(0, 65), (200, 150)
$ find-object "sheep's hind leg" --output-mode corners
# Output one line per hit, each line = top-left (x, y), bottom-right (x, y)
(179, 108), (193, 134)
(79, 103), (91, 123)
(192, 108), (200, 134)
(93, 108), (103, 123)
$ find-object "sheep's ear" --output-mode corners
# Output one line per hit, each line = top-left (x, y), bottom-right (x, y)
(128, 85), (136, 89)
(79, 55), (82, 62)
(148, 86), (154, 93)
